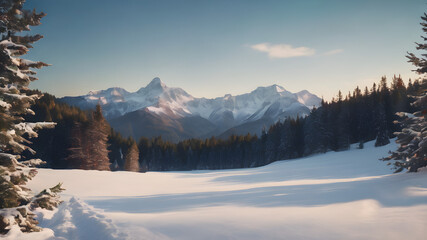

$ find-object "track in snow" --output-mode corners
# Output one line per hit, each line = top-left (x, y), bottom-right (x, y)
(35, 197), (126, 240)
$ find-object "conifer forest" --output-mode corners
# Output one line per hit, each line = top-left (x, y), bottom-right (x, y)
(0, 0), (426, 239)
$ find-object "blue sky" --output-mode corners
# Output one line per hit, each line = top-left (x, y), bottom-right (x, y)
(25, 0), (425, 100)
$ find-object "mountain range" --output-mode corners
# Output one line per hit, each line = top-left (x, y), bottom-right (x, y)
(61, 78), (321, 142)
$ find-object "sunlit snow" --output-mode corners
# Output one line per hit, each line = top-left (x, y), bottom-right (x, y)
(21, 140), (427, 240)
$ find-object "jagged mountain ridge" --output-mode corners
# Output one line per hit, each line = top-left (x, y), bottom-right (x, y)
(61, 78), (321, 141)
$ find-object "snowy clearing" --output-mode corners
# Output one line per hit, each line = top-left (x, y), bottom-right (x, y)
(11, 140), (427, 239)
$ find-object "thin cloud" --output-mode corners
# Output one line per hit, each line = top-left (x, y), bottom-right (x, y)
(324, 49), (344, 56)
(250, 43), (315, 58)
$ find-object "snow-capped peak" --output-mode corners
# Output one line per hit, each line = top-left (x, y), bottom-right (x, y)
(250, 84), (293, 100)
(88, 90), (99, 96)
(87, 87), (128, 97)
(145, 77), (167, 90)
(274, 84), (285, 93)
(294, 90), (321, 109)
(224, 94), (233, 100)
(62, 79), (321, 126)
(254, 84), (285, 93)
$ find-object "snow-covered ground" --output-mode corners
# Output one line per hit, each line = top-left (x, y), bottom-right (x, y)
(7, 140), (427, 239)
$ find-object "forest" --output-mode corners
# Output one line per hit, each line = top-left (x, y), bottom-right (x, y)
(27, 76), (426, 172)
(1, 0), (426, 237)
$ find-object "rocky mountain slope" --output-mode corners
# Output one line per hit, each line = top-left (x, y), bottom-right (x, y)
(61, 78), (321, 141)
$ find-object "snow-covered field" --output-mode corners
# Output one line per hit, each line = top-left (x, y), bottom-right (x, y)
(6, 140), (427, 239)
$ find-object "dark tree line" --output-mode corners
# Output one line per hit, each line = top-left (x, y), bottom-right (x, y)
(108, 129), (140, 172)
(28, 76), (424, 172)
(137, 134), (263, 171)
(25, 93), (110, 170)
(134, 76), (423, 171)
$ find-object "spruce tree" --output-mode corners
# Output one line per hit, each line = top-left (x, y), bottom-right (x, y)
(386, 12), (427, 172)
(87, 104), (110, 170)
(406, 13), (427, 75)
(108, 129), (126, 170)
(375, 77), (391, 146)
(64, 104), (110, 170)
(375, 103), (390, 147)
(0, 0), (62, 234)
(388, 90), (426, 172)
(124, 140), (140, 172)
(337, 107), (351, 150)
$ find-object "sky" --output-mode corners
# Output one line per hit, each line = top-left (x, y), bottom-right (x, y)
(24, 0), (425, 100)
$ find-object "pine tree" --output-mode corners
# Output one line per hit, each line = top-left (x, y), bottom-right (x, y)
(124, 140), (140, 172)
(374, 76), (391, 146)
(0, 0), (62, 234)
(108, 129), (126, 170)
(386, 12), (427, 172)
(87, 104), (110, 170)
(65, 122), (86, 169)
(337, 107), (351, 150)
(375, 103), (390, 147)
(64, 105), (110, 170)
(406, 13), (427, 75)
(387, 90), (426, 172)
